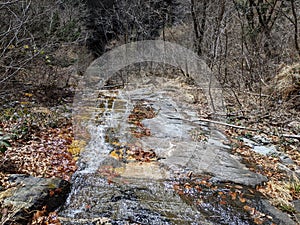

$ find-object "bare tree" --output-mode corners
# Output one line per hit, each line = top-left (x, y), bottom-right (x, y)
(85, 0), (175, 55)
(291, 0), (300, 57)
(279, 0), (300, 57)
(190, 0), (207, 55)
(188, 0), (299, 91)
(0, 0), (85, 86)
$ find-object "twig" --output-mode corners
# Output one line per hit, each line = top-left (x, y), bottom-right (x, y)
(281, 134), (300, 140)
(193, 118), (258, 131)
(59, 217), (110, 223)
(194, 118), (300, 139)
(243, 91), (270, 97)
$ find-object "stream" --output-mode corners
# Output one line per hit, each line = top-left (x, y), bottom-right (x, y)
(59, 70), (275, 225)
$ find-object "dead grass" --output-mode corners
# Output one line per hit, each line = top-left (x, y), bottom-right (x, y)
(270, 63), (300, 103)
(258, 175), (300, 213)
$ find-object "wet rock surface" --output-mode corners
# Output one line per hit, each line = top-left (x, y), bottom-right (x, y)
(259, 200), (296, 225)
(59, 172), (212, 225)
(242, 136), (300, 177)
(116, 76), (267, 186)
(60, 74), (293, 224)
(0, 174), (70, 224)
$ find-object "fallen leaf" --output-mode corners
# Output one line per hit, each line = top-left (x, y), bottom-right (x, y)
(230, 191), (237, 200)
(220, 200), (227, 205)
(239, 196), (246, 203)
(253, 217), (264, 224)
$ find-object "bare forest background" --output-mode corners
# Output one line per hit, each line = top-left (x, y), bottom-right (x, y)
(0, 1), (300, 224)
(0, 0), (299, 107)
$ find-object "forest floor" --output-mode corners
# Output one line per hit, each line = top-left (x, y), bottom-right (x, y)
(0, 65), (299, 224)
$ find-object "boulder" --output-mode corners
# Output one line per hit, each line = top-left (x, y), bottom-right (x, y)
(0, 174), (70, 224)
(260, 199), (296, 225)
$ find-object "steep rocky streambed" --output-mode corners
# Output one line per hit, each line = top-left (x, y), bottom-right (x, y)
(58, 73), (295, 225)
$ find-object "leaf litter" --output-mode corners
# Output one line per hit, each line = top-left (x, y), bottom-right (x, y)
(1, 68), (299, 224)
(0, 99), (78, 225)
(222, 89), (300, 222)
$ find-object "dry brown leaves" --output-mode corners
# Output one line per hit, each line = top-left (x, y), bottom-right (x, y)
(0, 125), (77, 186)
(173, 176), (275, 225)
(110, 143), (158, 163)
(31, 206), (62, 225)
(128, 103), (156, 138)
(227, 129), (285, 179)
(224, 88), (300, 216)
(0, 122), (77, 225)
(227, 128), (300, 213)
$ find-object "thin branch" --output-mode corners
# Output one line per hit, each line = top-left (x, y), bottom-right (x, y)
(291, 0), (300, 57)
(282, 134), (300, 140)
(193, 118), (258, 131)
(193, 118), (300, 140)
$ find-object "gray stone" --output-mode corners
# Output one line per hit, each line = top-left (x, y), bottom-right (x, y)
(243, 137), (280, 157)
(1, 174), (70, 224)
(242, 135), (271, 148)
(157, 139), (267, 187)
(63, 75), (269, 224)
(260, 199), (296, 225)
(277, 164), (298, 177)
(280, 155), (295, 165)
(253, 145), (278, 156)
(253, 135), (271, 144)
(122, 80), (267, 186)
(294, 200), (300, 224)
(294, 200), (300, 212)
(59, 174), (213, 225)
(242, 137), (257, 148)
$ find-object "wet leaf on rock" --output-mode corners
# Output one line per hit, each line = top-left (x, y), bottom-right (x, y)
(109, 143), (158, 163)
(128, 102), (156, 138)
(67, 140), (86, 158)
(31, 206), (62, 225)
(172, 176), (276, 225)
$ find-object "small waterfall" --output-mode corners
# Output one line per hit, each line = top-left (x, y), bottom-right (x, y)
(60, 75), (263, 225)
(60, 77), (211, 224)
(78, 89), (131, 171)
(77, 124), (108, 173)
(62, 91), (126, 215)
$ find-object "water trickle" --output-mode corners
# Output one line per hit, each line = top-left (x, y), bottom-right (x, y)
(77, 93), (114, 172)
(59, 74), (267, 224)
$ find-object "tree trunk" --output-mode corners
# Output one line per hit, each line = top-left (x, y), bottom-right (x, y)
(190, 0), (207, 55)
(291, 0), (300, 57)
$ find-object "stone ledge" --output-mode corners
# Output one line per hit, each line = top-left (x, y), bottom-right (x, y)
(0, 174), (70, 225)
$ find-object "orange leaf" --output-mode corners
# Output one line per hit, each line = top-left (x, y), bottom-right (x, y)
(173, 184), (180, 191)
(230, 191), (237, 200)
(195, 185), (202, 192)
(220, 200), (227, 205)
(239, 196), (246, 203)
(243, 205), (252, 211)
(49, 190), (55, 197)
(253, 217), (264, 224)
(243, 205), (255, 215)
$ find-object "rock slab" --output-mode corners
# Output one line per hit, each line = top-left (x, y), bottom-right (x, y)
(0, 174), (70, 224)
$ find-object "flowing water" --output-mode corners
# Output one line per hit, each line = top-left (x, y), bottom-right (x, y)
(59, 72), (269, 225)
